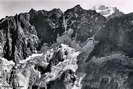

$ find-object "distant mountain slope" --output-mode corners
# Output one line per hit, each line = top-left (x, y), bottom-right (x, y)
(94, 5), (124, 19)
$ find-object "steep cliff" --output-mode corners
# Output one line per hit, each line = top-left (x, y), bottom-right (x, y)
(0, 4), (133, 89)
(0, 14), (38, 62)
(64, 5), (106, 42)
(29, 8), (64, 47)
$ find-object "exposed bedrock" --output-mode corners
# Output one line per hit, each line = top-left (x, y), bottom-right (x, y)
(0, 4), (133, 89)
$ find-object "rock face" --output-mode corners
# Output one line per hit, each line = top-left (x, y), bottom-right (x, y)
(0, 44), (79, 89)
(94, 13), (133, 58)
(0, 14), (38, 62)
(0, 5), (106, 61)
(64, 5), (106, 42)
(82, 53), (132, 89)
(0, 4), (133, 89)
(80, 11), (133, 89)
(29, 8), (64, 47)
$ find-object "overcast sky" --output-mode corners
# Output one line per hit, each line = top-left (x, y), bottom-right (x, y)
(0, 0), (133, 19)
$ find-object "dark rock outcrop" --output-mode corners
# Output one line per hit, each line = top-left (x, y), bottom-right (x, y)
(29, 8), (64, 47)
(0, 14), (38, 62)
(0, 5), (106, 61)
(64, 5), (106, 42)
(94, 13), (133, 58)
(1, 4), (133, 89)
(80, 12), (133, 89)
(47, 70), (76, 89)
(82, 53), (132, 89)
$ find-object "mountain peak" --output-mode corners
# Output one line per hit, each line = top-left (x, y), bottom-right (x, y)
(73, 4), (83, 11)
(48, 8), (63, 15)
(29, 8), (36, 13)
(75, 4), (82, 8)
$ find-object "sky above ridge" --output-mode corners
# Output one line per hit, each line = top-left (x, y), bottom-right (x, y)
(0, 0), (133, 19)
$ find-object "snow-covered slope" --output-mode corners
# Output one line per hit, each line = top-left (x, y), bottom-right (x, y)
(93, 5), (123, 18)
(0, 44), (81, 89)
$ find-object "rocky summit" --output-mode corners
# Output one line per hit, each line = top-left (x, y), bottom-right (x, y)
(0, 4), (133, 89)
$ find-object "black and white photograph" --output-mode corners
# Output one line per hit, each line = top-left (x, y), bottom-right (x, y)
(0, 0), (133, 89)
